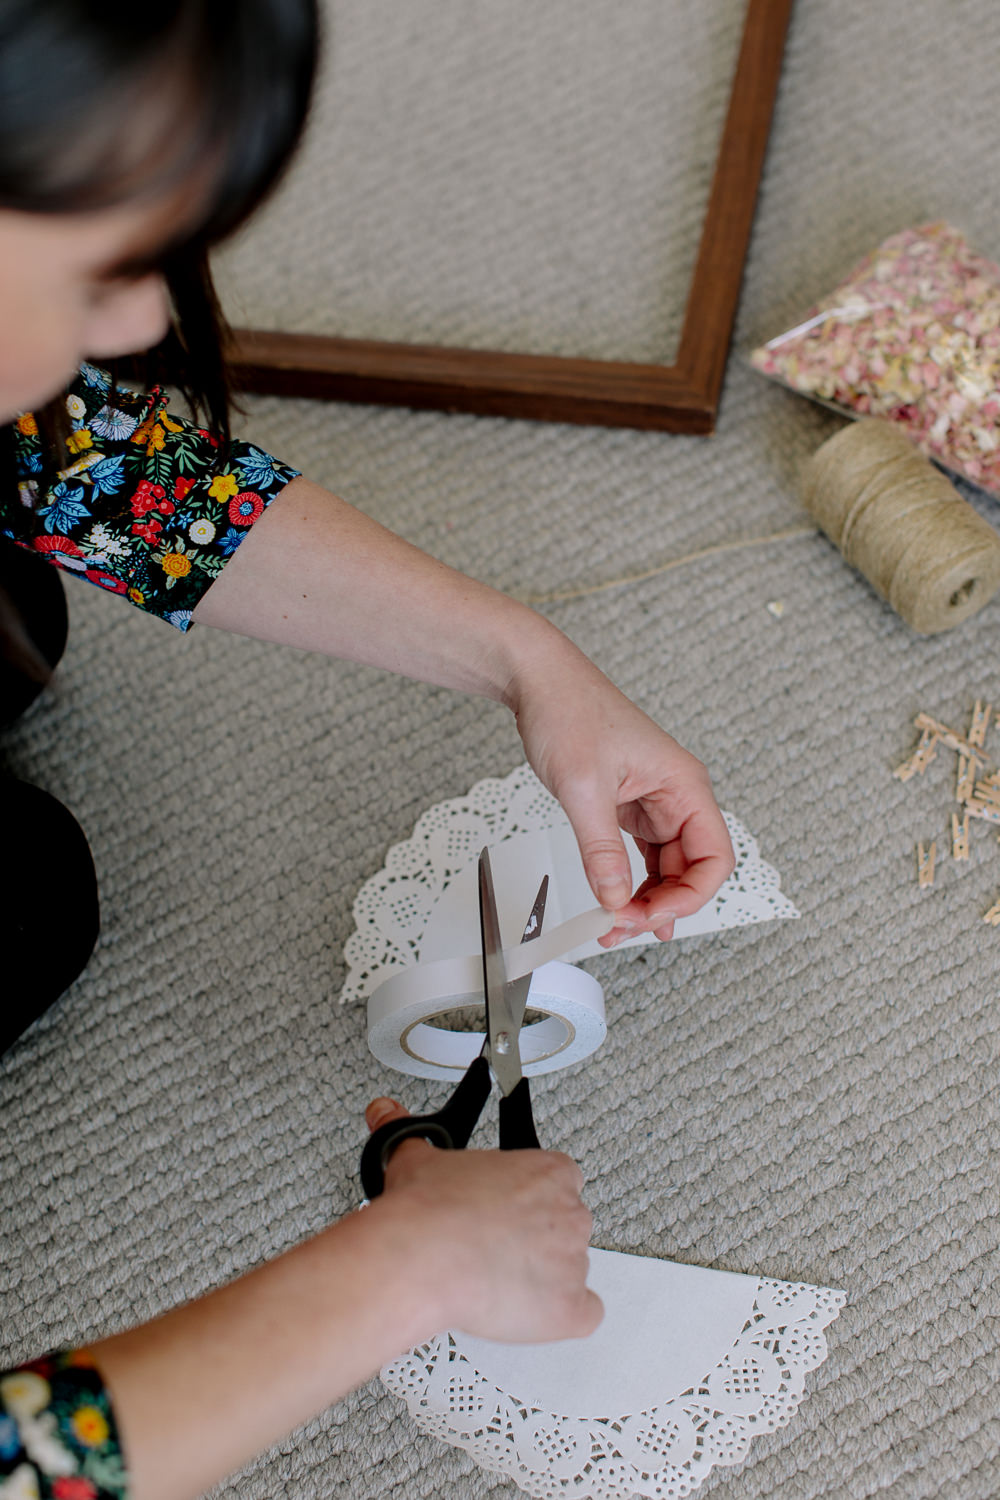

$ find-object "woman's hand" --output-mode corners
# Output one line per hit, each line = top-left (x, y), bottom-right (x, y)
(367, 1098), (603, 1344)
(507, 644), (735, 946)
(83, 1098), (600, 1500)
(194, 477), (734, 943)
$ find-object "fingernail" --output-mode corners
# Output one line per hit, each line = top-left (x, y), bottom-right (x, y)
(598, 880), (629, 908)
(366, 1098), (396, 1128)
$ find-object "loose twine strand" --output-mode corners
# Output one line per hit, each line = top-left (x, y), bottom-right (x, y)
(519, 523), (816, 606)
(522, 421), (1000, 634)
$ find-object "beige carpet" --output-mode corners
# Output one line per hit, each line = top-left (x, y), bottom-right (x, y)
(3, 1), (1000, 1496)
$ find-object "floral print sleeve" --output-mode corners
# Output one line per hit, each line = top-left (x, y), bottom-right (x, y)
(2, 362), (300, 632)
(0, 1350), (127, 1499)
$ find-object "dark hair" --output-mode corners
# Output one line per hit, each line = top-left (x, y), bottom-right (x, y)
(0, 0), (319, 443)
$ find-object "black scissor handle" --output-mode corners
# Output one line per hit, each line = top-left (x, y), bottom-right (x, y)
(360, 1114), (454, 1200)
(360, 1054), (492, 1199)
(498, 1077), (540, 1151)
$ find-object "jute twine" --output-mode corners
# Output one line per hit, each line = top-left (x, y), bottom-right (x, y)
(800, 418), (1000, 633)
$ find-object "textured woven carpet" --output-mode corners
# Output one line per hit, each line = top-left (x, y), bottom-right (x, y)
(3, 1), (1000, 1496)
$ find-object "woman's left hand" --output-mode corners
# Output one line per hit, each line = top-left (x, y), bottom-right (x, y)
(509, 646), (734, 946)
(193, 477), (734, 942)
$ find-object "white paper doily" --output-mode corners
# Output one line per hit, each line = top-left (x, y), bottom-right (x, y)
(342, 764), (798, 1005)
(381, 1252), (845, 1500)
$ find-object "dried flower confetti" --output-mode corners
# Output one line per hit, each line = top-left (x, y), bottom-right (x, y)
(751, 223), (1000, 496)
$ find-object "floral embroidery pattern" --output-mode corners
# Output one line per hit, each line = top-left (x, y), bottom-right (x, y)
(4, 364), (300, 631)
(0, 1351), (126, 1498)
(751, 222), (1000, 496)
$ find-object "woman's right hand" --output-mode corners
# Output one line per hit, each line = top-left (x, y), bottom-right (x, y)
(366, 1097), (603, 1344)
(65, 1099), (600, 1500)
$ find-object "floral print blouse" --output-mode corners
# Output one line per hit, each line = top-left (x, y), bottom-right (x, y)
(0, 375), (300, 1498)
(2, 363), (300, 630)
(0, 1352), (126, 1499)
(0, 377), (301, 1499)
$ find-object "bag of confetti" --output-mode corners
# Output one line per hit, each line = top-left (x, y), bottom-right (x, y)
(750, 222), (1000, 497)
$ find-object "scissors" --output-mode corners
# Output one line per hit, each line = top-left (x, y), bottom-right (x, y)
(360, 848), (546, 1200)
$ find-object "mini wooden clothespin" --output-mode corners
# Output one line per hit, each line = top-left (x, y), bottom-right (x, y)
(951, 811), (970, 861)
(917, 840), (937, 888)
(956, 754), (978, 804)
(983, 900), (1000, 926)
(914, 712), (980, 760)
(966, 799), (1000, 826)
(968, 700), (992, 749)
(972, 778), (1000, 807)
(893, 728), (939, 781)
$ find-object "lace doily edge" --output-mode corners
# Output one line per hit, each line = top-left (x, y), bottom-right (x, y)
(340, 763), (798, 1006)
(379, 1281), (846, 1498)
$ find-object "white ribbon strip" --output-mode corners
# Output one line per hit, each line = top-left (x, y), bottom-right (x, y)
(367, 907), (614, 1081)
(504, 906), (615, 979)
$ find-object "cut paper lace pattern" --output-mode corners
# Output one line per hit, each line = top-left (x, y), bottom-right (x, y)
(342, 763), (797, 1005)
(381, 1279), (845, 1499)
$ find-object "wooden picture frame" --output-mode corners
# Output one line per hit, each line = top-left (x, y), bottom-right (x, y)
(228, 0), (794, 434)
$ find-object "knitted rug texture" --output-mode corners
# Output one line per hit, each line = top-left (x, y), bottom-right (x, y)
(3, 1), (999, 1496)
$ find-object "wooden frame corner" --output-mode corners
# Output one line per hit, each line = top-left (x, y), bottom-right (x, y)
(228, 0), (794, 434)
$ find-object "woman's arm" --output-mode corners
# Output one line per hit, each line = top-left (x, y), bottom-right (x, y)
(192, 476), (734, 940)
(86, 1100), (600, 1500)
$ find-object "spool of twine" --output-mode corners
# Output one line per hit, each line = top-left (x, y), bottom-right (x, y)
(800, 418), (1000, 633)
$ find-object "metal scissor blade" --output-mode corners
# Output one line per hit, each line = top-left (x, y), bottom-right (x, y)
(519, 875), (549, 946)
(507, 874), (548, 1035)
(479, 848), (532, 1098)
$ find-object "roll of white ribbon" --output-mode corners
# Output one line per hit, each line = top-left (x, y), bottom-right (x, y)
(367, 941), (608, 1081)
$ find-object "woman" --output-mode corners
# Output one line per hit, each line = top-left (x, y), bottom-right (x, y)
(0, 4), (734, 1496)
